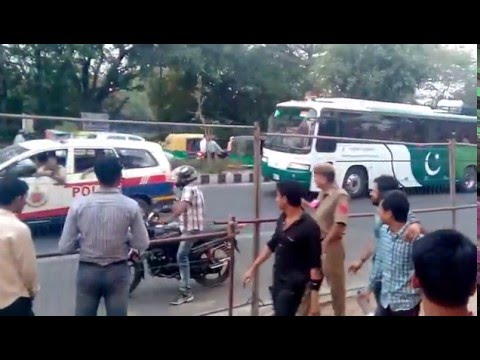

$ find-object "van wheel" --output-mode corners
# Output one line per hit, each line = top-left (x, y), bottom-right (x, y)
(342, 167), (368, 198)
(458, 166), (476, 193)
(133, 197), (151, 219)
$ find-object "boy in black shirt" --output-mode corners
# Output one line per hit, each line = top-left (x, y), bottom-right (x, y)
(243, 181), (322, 316)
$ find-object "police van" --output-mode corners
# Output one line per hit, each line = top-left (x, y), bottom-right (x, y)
(0, 139), (174, 226)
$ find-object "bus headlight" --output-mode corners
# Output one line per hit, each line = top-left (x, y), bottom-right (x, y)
(262, 156), (268, 163)
(288, 163), (310, 171)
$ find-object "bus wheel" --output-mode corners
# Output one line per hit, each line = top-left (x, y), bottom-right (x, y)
(343, 167), (368, 198)
(458, 166), (476, 193)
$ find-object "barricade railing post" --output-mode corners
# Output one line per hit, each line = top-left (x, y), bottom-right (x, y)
(251, 122), (261, 316)
(448, 134), (457, 228)
(227, 216), (237, 317)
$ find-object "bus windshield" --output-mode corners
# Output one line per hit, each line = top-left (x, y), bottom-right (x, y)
(0, 144), (28, 165)
(265, 107), (316, 154)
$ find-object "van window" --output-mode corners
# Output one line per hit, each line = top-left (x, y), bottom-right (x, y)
(0, 145), (28, 164)
(115, 148), (158, 169)
(0, 149), (67, 178)
(128, 136), (143, 141)
(75, 133), (97, 139)
(74, 148), (116, 173)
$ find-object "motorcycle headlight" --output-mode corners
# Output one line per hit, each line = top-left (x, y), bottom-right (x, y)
(288, 163), (310, 171)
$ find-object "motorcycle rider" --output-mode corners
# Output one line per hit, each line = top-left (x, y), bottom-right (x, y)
(162, 165), (205, 305)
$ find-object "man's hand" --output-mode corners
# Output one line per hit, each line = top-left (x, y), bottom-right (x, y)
(243, 268), (255, 288)
(308, 305), (320, 316)
(308, 290), (320, 316)
(38, 170), (53, 177)
(128, 248), (140, 261)
(301, 198), (310, 208)
(80, 170), (92, 180)
(358, 288), (372, 301)
(302, 198), (319, 209)
(348, 260), (363, 274)
(404, 223), (422, 242)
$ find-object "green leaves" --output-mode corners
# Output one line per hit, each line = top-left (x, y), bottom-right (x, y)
(310, 44), (434, 102)
(0, 43), (474, 132)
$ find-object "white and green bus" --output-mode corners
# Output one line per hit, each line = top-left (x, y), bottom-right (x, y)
(262, 98), (476, 198)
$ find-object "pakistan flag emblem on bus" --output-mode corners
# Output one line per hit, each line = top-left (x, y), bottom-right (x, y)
(408, 145), (449, 184)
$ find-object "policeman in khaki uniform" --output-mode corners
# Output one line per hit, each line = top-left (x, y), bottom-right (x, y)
(299, 163), (349, 316)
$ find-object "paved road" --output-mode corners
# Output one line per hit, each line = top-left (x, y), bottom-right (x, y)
(34, 183), (476, 316)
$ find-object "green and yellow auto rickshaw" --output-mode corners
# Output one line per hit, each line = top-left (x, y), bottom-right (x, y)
(162, 133), (204, 160)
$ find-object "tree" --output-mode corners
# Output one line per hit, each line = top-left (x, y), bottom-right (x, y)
(310, 44), (435, 102)
(419, 46), (476, 107)
(2, 43), (475, 139)
(148, 68), (198, 122)
(0, 44), (156, 117)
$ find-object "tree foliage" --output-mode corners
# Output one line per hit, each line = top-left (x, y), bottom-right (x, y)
(0, 43), (474, 138)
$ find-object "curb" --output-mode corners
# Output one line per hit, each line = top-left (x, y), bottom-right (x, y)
(195, 171), (270, 185)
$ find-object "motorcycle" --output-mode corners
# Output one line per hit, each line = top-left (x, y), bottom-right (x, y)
(128, 208), (240, 295)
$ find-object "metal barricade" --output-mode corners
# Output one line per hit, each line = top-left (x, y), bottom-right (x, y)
(2, 112), (476, 316)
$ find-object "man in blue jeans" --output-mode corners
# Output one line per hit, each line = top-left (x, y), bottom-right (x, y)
(348, 176), (423, 309)
(362, 190), (422, 316)
(59, 156), (149, 316)
(163, 165), (205, 305)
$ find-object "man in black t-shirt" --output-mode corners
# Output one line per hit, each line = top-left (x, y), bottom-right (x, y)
(243, 181), (322, 316)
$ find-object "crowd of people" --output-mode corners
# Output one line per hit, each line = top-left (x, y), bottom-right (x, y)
(243, 164), (477, 316)
(0, 157), (477, 316)
(0, 157), (206, 316)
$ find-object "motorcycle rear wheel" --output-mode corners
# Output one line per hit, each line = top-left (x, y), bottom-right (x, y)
(194, 247), (230, 287)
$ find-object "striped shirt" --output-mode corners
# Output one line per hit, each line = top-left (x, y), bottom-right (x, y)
(179, 185), (205, 233)
(58, 188), (149, 266)
(369, 211), (418, 288)
(370, 220), (422, 312)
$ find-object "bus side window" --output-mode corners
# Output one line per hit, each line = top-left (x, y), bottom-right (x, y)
(453, 121), (475, 143)
(394, 118), (427, 143)
(426, 120), (473, 143)
(316, 118), (337, 153)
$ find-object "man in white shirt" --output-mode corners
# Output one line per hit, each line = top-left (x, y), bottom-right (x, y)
(200, 135), (207, 153)
(200, 134), (223, 159)
(13, 130), (26, 145)
(0, 177), (39, 316)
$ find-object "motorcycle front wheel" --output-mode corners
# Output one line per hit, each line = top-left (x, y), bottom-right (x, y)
(194, 245), (230, 287)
